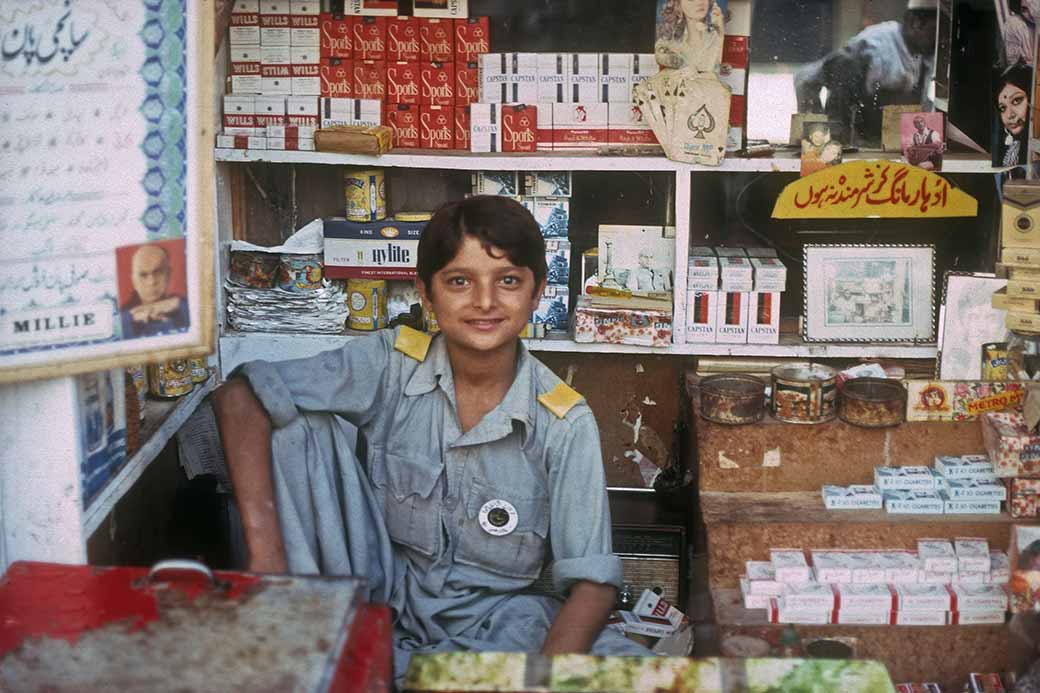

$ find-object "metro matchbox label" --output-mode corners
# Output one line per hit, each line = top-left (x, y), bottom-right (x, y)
(323, 219), (425, 279)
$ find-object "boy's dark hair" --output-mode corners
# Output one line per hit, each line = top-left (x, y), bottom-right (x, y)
(417, 195), (547, 295)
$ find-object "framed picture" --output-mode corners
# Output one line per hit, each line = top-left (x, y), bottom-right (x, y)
(802, 244), (936, 343)
(937, 272), (1007, 380)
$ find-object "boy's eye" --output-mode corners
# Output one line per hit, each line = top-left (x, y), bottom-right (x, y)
(446, 276), (468, 287)
(500, 275), (521, 286)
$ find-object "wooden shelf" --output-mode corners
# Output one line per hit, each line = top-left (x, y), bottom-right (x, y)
(82, 376), (216, 538)
(213, 148), (1006, 174)
(700, 491), (1016, 526)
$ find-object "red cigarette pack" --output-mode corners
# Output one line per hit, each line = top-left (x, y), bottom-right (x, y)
(386, 16), (419, 62)
(319, 13), (352, 58)
(455, 60), (478, 104)
(454, 17), (489, 62)
(320, 57), (354, 97)
(386, 60), (421, 104)
(419, 18), (454, 62)
(353, 16), (387, 60)
(454, 104), (470, 150)
(353, 59), (387, 101)
(387, 103), (421, 148)
(421, 61), (455, 106)
(501, 104), (537, 153)
(420, 105), (454, 149)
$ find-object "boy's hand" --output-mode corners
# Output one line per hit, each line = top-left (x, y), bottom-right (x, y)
(248, 550), (289, 575)
(541, 581), (617, 655)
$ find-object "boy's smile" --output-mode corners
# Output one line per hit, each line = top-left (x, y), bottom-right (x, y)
(418, 235), (544, 356)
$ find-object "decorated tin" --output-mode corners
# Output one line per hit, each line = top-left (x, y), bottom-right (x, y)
(189, 357), (209, 384)
(229, 251), (280, 288)
(699, 374), (766, 425)
(981, 342), (1009, 381)
(771, 363), (837, 424)
(838, 377), (907, 428)
(126, 364), (148, 421)
(347, 278), (388, 331)
(344, 168), (386, 222)
(394, 211), (432, 222)
(277, 253), (323, 291)
(147, 359), (194, 399)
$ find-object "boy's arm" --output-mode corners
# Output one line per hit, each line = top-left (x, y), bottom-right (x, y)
(212, 377), (288, 573)
(541, 580), (617, 655)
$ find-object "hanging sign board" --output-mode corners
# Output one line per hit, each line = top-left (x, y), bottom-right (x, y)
(771, 160), (978, 219)
(0, 1), (214, 384)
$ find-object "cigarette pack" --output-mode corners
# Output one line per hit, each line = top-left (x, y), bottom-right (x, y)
(766, 599), (832, 625)
(599, 53), (632, 103)
(290, 9), (320, 48)
(418, 18), (454, 62)
(821, 485), (884, 510)
(386, 103), (420, 148)
(564, 53), (599, 103)
(918, 539), (958, 573)
(918, 570), (954, 584)
(552, 102), (608, 150)
(319, 13), (353, 57)
(811, 551), (853, 584)
(835, 608), (891, 625)
(290, 48), (321, 95)
(954, 538), (991, 573)
(632, 589), (686, 630)
(740, 577), (773, 609)
(896, 583), (952, 611)
(535, 105), (553, 151)
(942, 494), (1002, 515)
(874, 466), (936, 491)
(420, 105), (454, 149)
(342, 0), (399, 16)
(750, 257), (787, 292)
(894, 610), (949, 626)
(946, 478), (1006, 501)
(745, 560), (774, 582)
(421, 61), (455, 106)
(991, 551), (1011, 583)
(770, 549), (811, 584)
(469, 103), (537, 153)
(453, 105), (470, 151)
(715, 292), (749, 345)
(471, 171), (520, 196)
(687, 256), (719, 292)
(536, 53), (567, 103)
(266, 124), (316, 139)
(353, 59), (387, 101)
(719, 256), (753, 293)
(320, 57), (354, 97)
(223, 95), (256, 128)
(885, 489), (943, 514)
(323, 218), (424, 280)
(951, 610), (1007, 625)
(956, 571), (991, 584)
(412, 0), (467, 19)
(455, 60), (478, 104)
(846, 551), (887, 584)
(386, 16), (418, 61)
(260, 2), (291, 46)
(630, 53), (659, 88)
(934, 454), (995, 479)
(353, 16), (387, 60)
(286, 95), (319, 126)
(455, 17), (489, 62)
(607, 101), (656, 146)
(686, 291), (718, 343)
(532, 197), (568, 238)
(950, 583), (1008, 611)
(523, 171), (572, 197)
(254, 96), (287, 128)
(230, 74), (262, 94)
(221, 126), (262, 136)
(608, 610), (677, 638)
(230, 45), (261, 77)
(385, 61), (420, 104)
(747, 292), (781, 345)
(478, 53), (538, 103)
(216, 134), (267, 149)
(878, 551), (921, 584)
(744, 574), (783, 597)
(231, 24), (261, 46)
(320, 97), (382, 127)
(232, 1), (260, 26)
(544, 239), (571, 287)
(533, 285), (569, 333)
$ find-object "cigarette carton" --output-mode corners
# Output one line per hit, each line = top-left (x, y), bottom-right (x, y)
(740, 577), (773, 609)
(821, 485), (883, 510)
(552, 102), (608, 150)
(874, 465), (936, 491)
(523, 171), (572, 197)
(894, 610), (949, 625)
(353, 16), (387, 60)
(629, 53), (659, 89)
(951, 610), (1007, 625)
(290, 9), (320, 47)
(878, 551), (921, 584)
(221, 126), (262, 137)
(353, 59), (387, 100)
(746, 560), (775, 582)
(766, 599), (832, 625)
(810, 551), (853, 584)
(455, 16), (490, 62)
(453, 104), (470, 151)
(918, 539), (958, 573)
(386, 16), (419, 61)
(950, 583), (1009, 611)
(418, 18), (454, 62)
(565, 53), (600, 103)
(260, 1), (291, 47)
(420, 105), (454, 149)
(885, 489), (943, 514)
(942, 494), (1002, 515)
(319, 13), (353, 58)
(232, 1), (260, 26)
(750, 257), (787, 292)
(420, 61), (455, 106)
(534, 285), (569, 333)
(265, 136), (315, 151)
(947, 479), (1007, 501)
(455, 60), (478, 104)
(958, 571), (993, 584)
(934, 455), (995, 479)
(846, 551), (887, 584)
(223, 95), (257, 129)
(991, 551), (1011, 583)
(719, 256), (753, 292)
(386, 103), (420, 148)
(320, 57), (354, 97)
(230, 74), (263, 94)
(954, 538), (991, 573)
(286, 95), (319, 126)
(600, 53), (632, 103)
(836, 584), (896, 612)
(779, 582), (836, 611)
(715, 292), (749, 344)
(896, 583), (952, 611)
(537, 53), (568, 103)
(254, 96), (287, 128)
(835, 609), (891, 625)
(607, 101), (656, 145)
(919, 570), (954, 584)
(320, 97), (382, 127)
(714, 247), (747, 258)
(230, 45), (261, 76)
(471, 171), (520, 196)
(632, 589), (685, 630)
(770, 549), (811, 584)
(323, 218), (424, 280)
(686, 256), (719, 292)
(609, 610), (678, 637)
(747, 291), (780, 345)
(290, 46), (321, 95)
(745, 247), (778, 258)
(231, 24), (261, 46)
(385, 60), (421, 104)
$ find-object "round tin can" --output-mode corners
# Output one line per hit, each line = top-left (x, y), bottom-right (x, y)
(277, 253), (323, 291)
(771, 363), (837, 424)
(147, 359), (194, 399)
(344, 168), (386, 222)
(838, 377), (906, 428)
(189, 357), (209, 383)
(347, 279), (388, 331)
(699, 374), (766, 425)
(229, 251), (280, 288)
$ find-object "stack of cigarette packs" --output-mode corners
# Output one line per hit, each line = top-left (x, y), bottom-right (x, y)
(996, 182), (1040, 333)
(740, 542), (1010, 626)
(685, 247), (786, 345)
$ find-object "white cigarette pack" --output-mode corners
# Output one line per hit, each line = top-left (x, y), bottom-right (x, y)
(740, 577), (773, 609)
(255, 95), (287, 126)
(845, 551), (887, 584)
(884, 489), (944, 515)
(746, 291), (780, 345)
(946, 478), (1007, 501)
(811, 551), (853, 584)
(609, 610), (678, 638)
(607, 101), (655, 145)
(750, 257), (787, 292)
(633, 589), (686, 630)
(599, 53), (632, 103)
(878, 551), (921, 584)
(919, 570), (955, 584)
(896, 583), (952, 611)
(835, 583), (895, 611)
(874, 466), (937, 491)
(934, 454), (994, 478)
(950, 610), (1006, 625)
(918, 539), (958, 573)
(895, 610), (949, 626)
(266, 124), (316, 139)
(478, 53), (538, 103)
(770, 549), (811, 584)
(956, 571), (990, 584)
(566, 53), (599, 103)
(835, 609), (891, 625)
(685, 290), (718, 344)
(319, 97), (382, 127)
(766, 599), (832, 625)
(536, 53), (566, 103)
(230, 25), (261, 45)
(745, 560), (775, 581)
(629, 53), (658, 88)
(719, 256), (753, 293)
(233, 0), (259, 10)
(715, 291), (749, 344)
(223, 95), (257, 127)
(687, 256), (719, 292)
(821, 485), (883, 510)
(954, 538), (991, 573)
(991, 551), (1010, 583)
(551, 102), (608, 150)
(942, 494), (1002, 515)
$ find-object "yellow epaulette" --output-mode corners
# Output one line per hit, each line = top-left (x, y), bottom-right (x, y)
(537, 382), (583, 419)
(394, 326), (432, 362)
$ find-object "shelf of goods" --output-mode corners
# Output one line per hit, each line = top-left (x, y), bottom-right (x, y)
(690, 376), (1017, 690)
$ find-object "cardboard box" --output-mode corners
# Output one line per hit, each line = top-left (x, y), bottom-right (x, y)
(320, 97), (382, 127)
(353, 59), (386, 100)
(455, 60), (478, 104)
(419, 18), (454, 62)
(290, 10), (320, 47)
(1008, 311), (1040, 332)
(420, 105), (454, 149)
(846, 551), (888, 584)
(685, 290), (718, 343)
(478, 53), (538, 104)
(946, 478), (1007, 501)
(420, 61), (455, 106)
(934, 454), (994, 478)
(455, 16), (489, 62)
(290, 46), (320, 95)
(1002, 181), (1040, 249)
(750, 257), (787, 292)
(537, 53), (567, 103)
(385, 60), (420, 104)
(320, 57), (354, 97)
(353, 16), (387, 60)
(607, 101), (656, 145)
(223, 95), (256, 128)
(747, 291), (780, 345)
(874, 465), (936, 491)
(894, 610), (948, 626)
(454, 104), (470, 150)
(286, 95), (319, 126)
(719, 256), (753, 292)
(386, 16), (419, 61)
(552, 102), (608, 150)
(471, 171), (520, 196)
(821, 484), (883, 510)
(835, 583), (896, 611)
(1002, 247), (1040, 266)
(342, 0), (399, 16)
(1007, 277), (1040, 298)
(230, 24), (261, 46)
(917, 539), (958, 573)
(896, 583), (952, 611)
(319, 13), (353, 57)
(524, 171), (572, 197)
(323, 218), (424, 279)
(950, 583), (1009, 611)
(230, 45), (261, 76)
(954, 538), (991, 573)
(600, 53), (632, 103)
(687, 256), (719, 292)
(714, 292), (748, 344)
(766, 600), (832, 625)
(386, 103), (420, 148)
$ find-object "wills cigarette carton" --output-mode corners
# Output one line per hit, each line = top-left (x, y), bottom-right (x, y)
(223, 95), (256, 128)
(770, 549), (811, 584)
(420, 61), (455, 106)
(353, 16), (387, 60)
(918, 539), (958, 573)
(230, 24), (260, 46)
(750, 257), (787, 292)
(266, 124), (316, 139)
(950, 583), (1009, 611)
(607, 101), (657, 145)
(884, 489), (943, 514)
(290, 47), (321, 95)
(455, 60), (478, 104)
(260, 4), (291, 47)
(942, 494), (1002, 515)
(420, 105), (454, 149)
(715, 292), (749, 344)
(946, 478), (1007, 501)
(811, 551), (854, 584)
(323, 218), (425, 280)
(419, 18), (454, 62)
(254, 96), (287, 128)
(719, 256), (753, 293)
(747, 291), (780, 345)
(230, 45), (261, 76)
(319, 13), (352, 58)
(266, 136), (316, 151)
(386, 16), (419, 61)
(934, 455), (994, 478)
(289, 11), (320, 48)
(552, 102), (608, 150)
(686, 256), (719, 292)
(685, 291), (718, 343)
(835, 583), (896, 611)
(230, 74), (262, 94)
(232, 1), (260, 36)
(386, 103), (420, 148)
(600, 53), (632, 103)
(455, 16), (490, 62)
(896, 583), (952, 611)
(874, 465), (936, 491)
(954, 538), (991, 573)
(454, 104), (470, 151)
(286, 95), (319, 126)
(821, 484), (883, 510)
(320, 57), (353, 97)
(740, 577), (773, 609)
(385, 60), (421, 104)
(779, 582), (836, 611)
(353, 59), (387, 100)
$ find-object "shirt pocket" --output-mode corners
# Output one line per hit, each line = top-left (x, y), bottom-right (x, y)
(371, 452), (443, 558)
(454, 478), (550, 580)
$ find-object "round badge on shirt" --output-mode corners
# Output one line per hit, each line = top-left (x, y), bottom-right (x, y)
(478, 499), (518, 536)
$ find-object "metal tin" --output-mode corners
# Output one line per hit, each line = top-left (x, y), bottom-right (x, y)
(838, 377), (907, 428)
(276, 253), (323, 291)
(347, 278), (388, 331)
(344, 168), (386, 222)
(189, 357), (209, 384)
(394, 211), (432, 222)
(699, 374), (766, 425)
(771, 363), (837, 424)
(147, 359), (194, 399)
(981, 341), (1009, 381)
(126, 364), (148, 421)
(229, 251), (280, 288)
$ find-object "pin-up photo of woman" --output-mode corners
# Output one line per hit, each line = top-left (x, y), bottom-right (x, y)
(655, 0), (725, 73)
(994, 61), (1032, 167)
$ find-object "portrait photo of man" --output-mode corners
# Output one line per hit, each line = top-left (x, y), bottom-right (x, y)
(117, 239), (190, 339)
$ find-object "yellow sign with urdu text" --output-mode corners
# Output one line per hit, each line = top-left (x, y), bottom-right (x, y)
(772, 160), (978, 219)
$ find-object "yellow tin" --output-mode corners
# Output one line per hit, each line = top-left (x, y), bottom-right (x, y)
(394, 211), (433, 222)
(147, 359), (194, 399)
(344, 168), (386, 222)
(347, 279), (388, 331)
(189, 357), (210, 383)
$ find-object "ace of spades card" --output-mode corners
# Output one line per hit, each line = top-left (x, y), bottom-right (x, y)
(638, 68), (730, 166)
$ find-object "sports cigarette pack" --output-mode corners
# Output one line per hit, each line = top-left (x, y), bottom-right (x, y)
(884, 489), (944, 514)
(821, 485), (883, 510)
(934, 454), (994, 478)
(874, 466), (936, 491)
(917, 539), (958, 573)
(770, 549), (811, 584)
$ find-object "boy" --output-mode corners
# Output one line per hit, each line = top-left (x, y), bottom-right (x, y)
(213, 195), (647, 680)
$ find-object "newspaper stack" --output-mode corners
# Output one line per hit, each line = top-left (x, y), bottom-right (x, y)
(225, 279), (349, 333)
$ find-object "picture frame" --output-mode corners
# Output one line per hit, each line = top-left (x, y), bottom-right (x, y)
(802, 244), (936, 343)
(936, 272), (1008, 380)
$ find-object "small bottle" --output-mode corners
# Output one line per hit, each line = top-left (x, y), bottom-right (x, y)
(616, 583), (634, 611)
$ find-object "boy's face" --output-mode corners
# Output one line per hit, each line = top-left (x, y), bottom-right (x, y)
(417, 235), (544, 355)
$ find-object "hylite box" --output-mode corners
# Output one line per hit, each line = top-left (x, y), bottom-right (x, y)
(934, 455), (994, 478)
(884, 489), (943, 514)
(821, 485), (883, 510)
(918, 539), (958, 573)
(685, 290), (718, 343)
(769, 549), (811, 584)
(323, 218), (425, 280)
(747, 291), (780, 345)
(874, 465), (936, 491)
(751, 257), (787, 292)
(715, 292), (749, 344)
